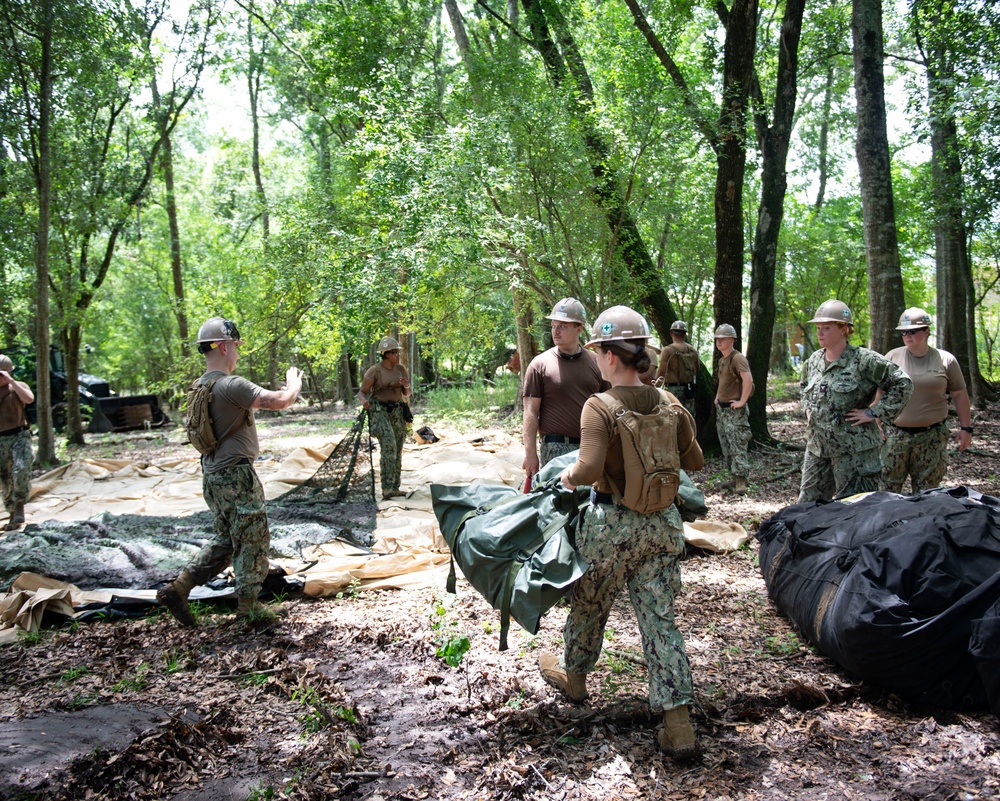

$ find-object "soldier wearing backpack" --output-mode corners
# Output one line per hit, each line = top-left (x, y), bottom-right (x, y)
(654, 320), (699, 416)
(157, 317), (303, 626)
(540, 305), (705, 760)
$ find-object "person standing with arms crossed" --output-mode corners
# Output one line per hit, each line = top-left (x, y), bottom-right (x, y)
(713, 324), (753, 496)
(876, 307), (972, 493)
(158, 317), (303, 626)
(0, 354), (34, 532)
(521, 298), (607, 482)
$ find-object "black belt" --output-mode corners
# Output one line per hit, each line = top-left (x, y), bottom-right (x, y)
(717, 401), (733, 408)
(543, 434), (580, 445)
(375, 400), (401, 409)
(0, 425), (28, 437)
(590, 489), (615, 505)
(893, 421), (946, 434)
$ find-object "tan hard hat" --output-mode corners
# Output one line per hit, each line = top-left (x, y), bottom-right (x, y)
(670, 320), (688, 333)
(0, 355), (12, 373)
(714, 323), (737, 339)
(896, 307), (932, 331)
(585, 305), (652, 347)
(546, 298), (587, 325)
(196, 317), (244, 349)
(378, 336), (402, 353)
(808, 300), (854, 326)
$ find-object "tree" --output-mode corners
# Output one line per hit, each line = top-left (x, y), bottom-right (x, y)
(853, 0), (906, 352)
(0, 0), (58, 463)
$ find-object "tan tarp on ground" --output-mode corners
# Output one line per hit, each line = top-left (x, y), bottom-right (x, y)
(0, 431), (746, 642)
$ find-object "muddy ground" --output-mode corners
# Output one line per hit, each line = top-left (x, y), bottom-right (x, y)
(1, 393), (998, 801)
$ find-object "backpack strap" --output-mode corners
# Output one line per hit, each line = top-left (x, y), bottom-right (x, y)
(198, 371), (251, 452)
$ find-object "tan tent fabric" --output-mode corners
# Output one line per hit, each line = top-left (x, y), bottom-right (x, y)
(0, 429), (746, 641)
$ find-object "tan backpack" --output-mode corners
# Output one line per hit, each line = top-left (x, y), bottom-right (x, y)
(595, 390), (682, 514)
(184, 372), (247, 456)
(664, 345), (699, 385)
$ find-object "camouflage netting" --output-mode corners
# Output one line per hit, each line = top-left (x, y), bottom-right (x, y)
(0, 411), (378, 591)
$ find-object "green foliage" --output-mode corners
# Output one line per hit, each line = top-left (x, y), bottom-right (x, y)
(435, 634), (471, 669)
(59, 666), (91, 684)
(111, 663), (150, 694)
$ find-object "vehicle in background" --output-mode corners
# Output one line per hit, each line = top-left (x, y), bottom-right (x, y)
(6, 346), (170, 433)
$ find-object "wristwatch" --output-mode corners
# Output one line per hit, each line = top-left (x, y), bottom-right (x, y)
(959, 426), (973, 433)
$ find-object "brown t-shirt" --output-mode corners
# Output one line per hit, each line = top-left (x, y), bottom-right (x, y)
(717, 351), (752, 402)
(523, 347), (607, 438)
(886, 346), (966, 427)
(567, 385), (703, 493)
(199, 372), (261, 475)
(0, 385), (27, 432)
(362, 363), (410, 404)
(656, 341), (700, 385)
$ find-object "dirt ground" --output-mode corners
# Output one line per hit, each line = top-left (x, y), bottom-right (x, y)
(1, 392), (999, 801)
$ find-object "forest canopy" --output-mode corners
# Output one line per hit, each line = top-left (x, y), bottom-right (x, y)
(0, 0), (997, 458)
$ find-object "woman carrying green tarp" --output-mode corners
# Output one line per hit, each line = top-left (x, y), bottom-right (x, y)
(539, 305), (705, 760)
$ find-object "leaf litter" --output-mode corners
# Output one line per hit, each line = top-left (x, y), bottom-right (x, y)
(1, 400), (999, 800)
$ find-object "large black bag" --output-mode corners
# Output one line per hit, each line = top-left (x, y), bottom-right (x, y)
(756, 487), (1000, 714)
(431, 478), (589, 651)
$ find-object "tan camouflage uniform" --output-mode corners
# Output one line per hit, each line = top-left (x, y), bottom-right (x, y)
(188, 465), (270, 599)
(798, 344), (911, 502)
(564, 501), (693, 712)
(880, 423), (949, 493)
(369, 401), (407, 493)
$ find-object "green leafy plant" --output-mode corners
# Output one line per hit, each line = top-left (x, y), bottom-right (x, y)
(765, 632), (801, 656)
(60, 666), (90, 683)
(246, 782), (277, 801)
(435, 634), (471, 668)
(111, 663), (150, 693)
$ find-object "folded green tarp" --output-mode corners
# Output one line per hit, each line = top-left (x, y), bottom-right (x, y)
(431, 452), (707, 651)
(431, 477), (588, 651)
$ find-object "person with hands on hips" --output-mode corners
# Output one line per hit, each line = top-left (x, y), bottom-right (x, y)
(358, 336), (411, 500)
(713, 324), (753, 496)
(874, 308), (973, 493)
(797, 300), (912, 503)
(0, 354), (34, 532)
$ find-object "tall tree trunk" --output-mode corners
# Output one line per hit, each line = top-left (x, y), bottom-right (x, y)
(714, 0), (758, 351)
(161, 132), (189, 361)
(33, 2), (55, 465)
(853, 0), (905, 352)
(924, 39), (996, 405)
(814, 65), (835, 211)
(747, 0), (804, 444)
(520, 0), (680, 341)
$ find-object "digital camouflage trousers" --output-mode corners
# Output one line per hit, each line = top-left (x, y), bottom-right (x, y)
(716, 405), (751, 479)
(797, 446), (880, 503)
(0, 429), (32, 512)
(880, 422), (949, 494)
(369, 402), (407, 492)
(563, 502), (694, 713)
(540, 439), (578, 469)
(187, 464), (270, 599)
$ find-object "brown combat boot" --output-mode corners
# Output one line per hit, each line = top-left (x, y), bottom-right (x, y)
(235, 594), (277, 622)
(539, 652), (588, 702)
(156, 570), (199, 627)
(734, 477), (748, 496)
(4, 502), (24, 531)
(658, 705), (700, 759)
